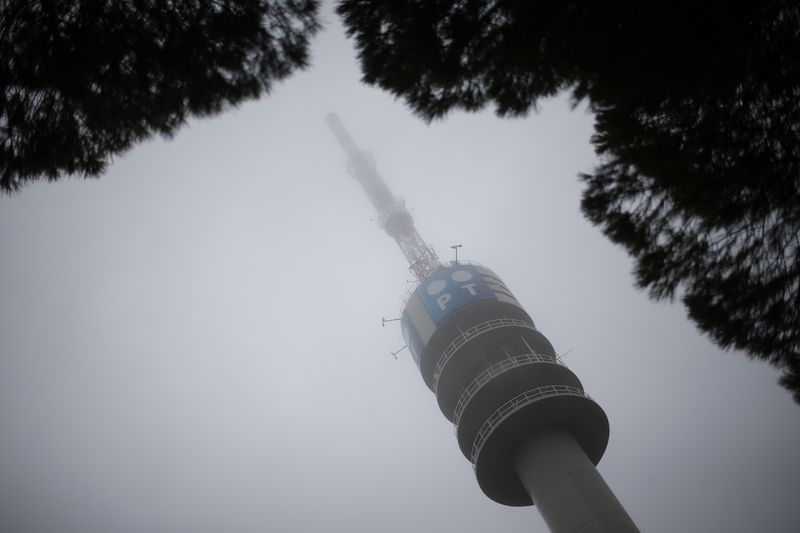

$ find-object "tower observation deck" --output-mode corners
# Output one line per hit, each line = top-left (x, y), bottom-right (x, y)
(327, 114), (639, 533)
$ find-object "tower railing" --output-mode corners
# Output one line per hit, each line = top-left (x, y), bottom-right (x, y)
(432, 318), (537, 392)
(470, 385), (592, 464)
(452, 353), (566, 428)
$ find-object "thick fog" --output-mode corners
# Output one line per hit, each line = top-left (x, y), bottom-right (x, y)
(1, 6), (798, 533)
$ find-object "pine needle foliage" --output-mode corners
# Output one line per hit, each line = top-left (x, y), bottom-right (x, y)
(338, 0), (800, 401)
(1, 0), (320, 192)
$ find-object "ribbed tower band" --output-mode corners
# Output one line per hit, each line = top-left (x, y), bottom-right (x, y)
(515, 431), (639, 533)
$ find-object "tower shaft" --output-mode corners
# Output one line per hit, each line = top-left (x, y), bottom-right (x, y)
(515, 431), (638, 532)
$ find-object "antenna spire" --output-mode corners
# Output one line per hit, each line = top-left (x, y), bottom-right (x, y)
(326, 113), (441, 280)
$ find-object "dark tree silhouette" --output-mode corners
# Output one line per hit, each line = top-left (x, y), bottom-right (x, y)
(337, 0), (800, 400)
(1, 0), (320, 192)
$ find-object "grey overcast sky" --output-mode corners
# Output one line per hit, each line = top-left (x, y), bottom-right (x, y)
(1, 4), (798, 533)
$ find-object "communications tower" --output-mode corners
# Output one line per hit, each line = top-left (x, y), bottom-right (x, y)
(327, 114), (639, 533)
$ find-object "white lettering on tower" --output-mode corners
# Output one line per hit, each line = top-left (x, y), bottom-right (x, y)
(461, 283), (478, 296)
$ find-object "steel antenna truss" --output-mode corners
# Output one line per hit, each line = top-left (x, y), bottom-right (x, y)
(326, 113), (441, 281)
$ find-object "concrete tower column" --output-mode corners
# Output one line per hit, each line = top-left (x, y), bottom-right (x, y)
(514, 430), (639, 533)
(328, 114), (638, 533)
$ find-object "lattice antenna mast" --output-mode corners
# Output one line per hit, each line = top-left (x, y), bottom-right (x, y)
(326, 113), (441, 281)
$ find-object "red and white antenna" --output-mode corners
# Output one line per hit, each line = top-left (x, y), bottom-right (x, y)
(326, 113), (441, 281)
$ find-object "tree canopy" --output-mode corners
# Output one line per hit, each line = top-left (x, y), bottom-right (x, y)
(338, 0), (800, 400)
(0, 0), (320, 193)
